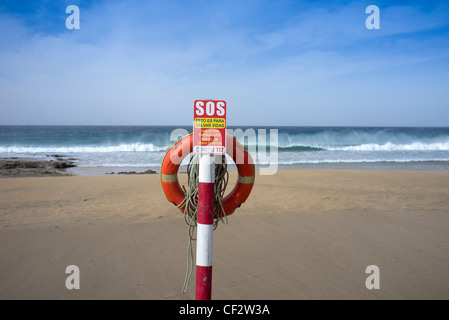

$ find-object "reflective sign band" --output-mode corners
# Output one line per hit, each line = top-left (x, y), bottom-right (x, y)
(161, 174), (178, 183)
(238, 175), (255, 184)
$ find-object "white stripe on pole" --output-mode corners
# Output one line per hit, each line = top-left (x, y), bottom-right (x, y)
(196, 224), (213, 266)
(199, 154), (215, 183)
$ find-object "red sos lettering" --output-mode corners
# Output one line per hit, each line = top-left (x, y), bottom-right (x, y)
(194, 100), (226, 117)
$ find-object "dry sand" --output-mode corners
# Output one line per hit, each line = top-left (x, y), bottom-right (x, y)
(0, 169), (448, 299)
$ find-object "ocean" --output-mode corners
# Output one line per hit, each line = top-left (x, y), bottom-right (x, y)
(1, 125), (449, 174)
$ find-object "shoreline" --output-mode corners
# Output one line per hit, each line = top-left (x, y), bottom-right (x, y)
(2, 158), (449, 178)
(0, 159), (158, 177)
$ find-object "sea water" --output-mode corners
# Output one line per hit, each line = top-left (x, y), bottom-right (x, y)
(1, 125), (448, 174)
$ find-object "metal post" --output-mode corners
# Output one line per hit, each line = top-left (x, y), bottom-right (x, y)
(195, 154), (215, 300)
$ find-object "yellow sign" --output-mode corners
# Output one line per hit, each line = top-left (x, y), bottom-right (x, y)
(194, 118), (226, 129)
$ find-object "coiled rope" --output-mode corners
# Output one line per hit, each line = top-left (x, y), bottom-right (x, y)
(182, 153), (229, 294)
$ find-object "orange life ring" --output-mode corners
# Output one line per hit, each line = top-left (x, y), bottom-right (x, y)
(160, 133), (255, 217)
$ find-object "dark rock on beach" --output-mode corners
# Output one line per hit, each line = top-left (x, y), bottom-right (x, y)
(116, 169), (157, 175)
(0, 159), (77, 177)
(46, 154), (67, 158)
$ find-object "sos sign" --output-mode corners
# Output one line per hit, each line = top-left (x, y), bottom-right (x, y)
(193, 100), (227, 154)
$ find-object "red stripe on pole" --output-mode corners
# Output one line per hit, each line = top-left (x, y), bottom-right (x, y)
(197, 182), (214, 225)
(195, 265), (212, 300)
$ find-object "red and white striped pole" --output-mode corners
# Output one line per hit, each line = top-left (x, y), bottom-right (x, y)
(195, 154), (215, 300)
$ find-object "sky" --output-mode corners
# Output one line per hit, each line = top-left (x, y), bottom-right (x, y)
(0, 0), (448, 126)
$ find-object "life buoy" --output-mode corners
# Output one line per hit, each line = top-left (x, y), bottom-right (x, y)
(160, 133), (255, 217)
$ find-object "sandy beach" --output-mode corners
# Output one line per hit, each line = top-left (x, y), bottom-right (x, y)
(1, 169), (449, 300)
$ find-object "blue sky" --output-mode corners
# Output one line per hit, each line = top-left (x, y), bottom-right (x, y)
(0, 0), (448, 126)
